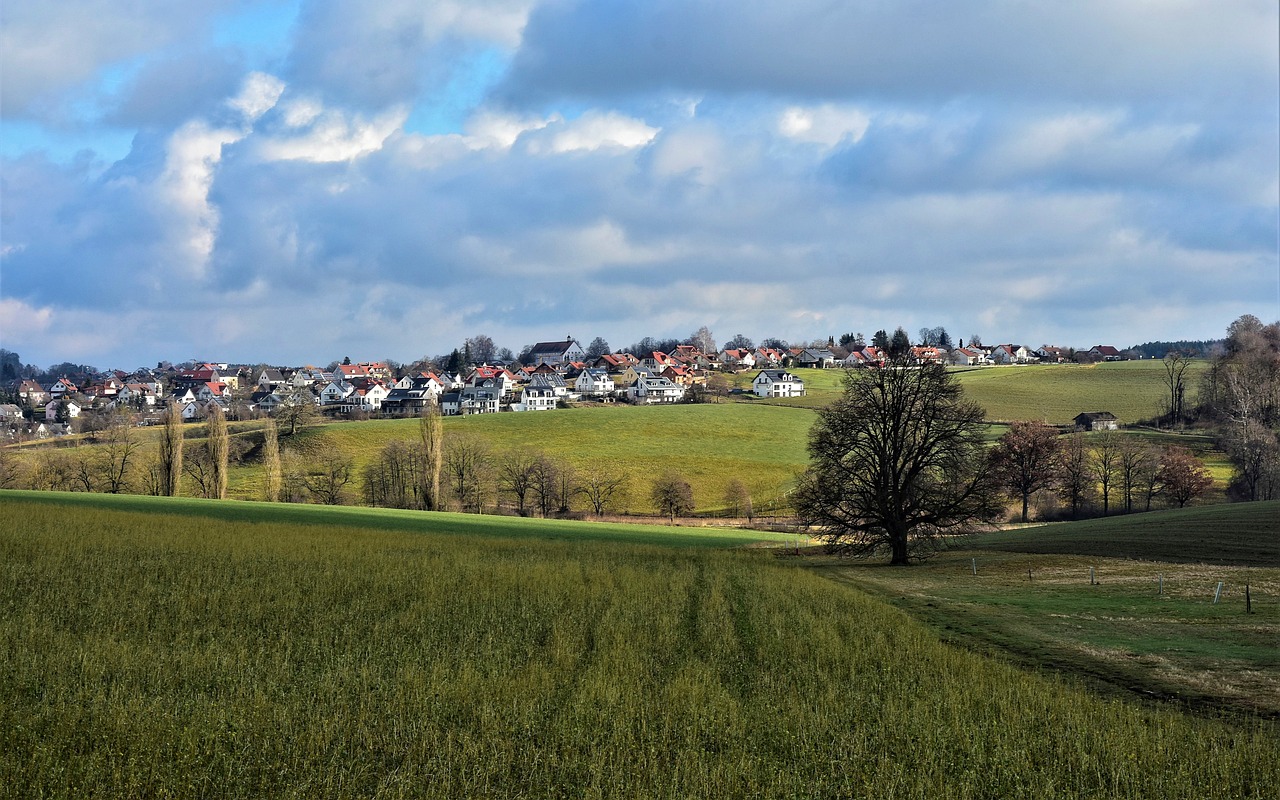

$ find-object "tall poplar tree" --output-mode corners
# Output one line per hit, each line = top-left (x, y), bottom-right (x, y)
(262, 417), (281, 502)
(207, 404), (229, 500)
(159, 399), (183, 497)
(419, 399), (444, 510)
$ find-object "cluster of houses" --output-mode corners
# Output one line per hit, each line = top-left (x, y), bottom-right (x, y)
(2, 337), (1128, 439)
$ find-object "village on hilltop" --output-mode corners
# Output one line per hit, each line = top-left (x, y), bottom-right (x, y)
(1, 335), (1130, 441)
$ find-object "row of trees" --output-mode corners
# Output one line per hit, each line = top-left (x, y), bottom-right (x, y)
(1157, 315), (1280, 501)
(795, 358), (1223, 566)
(989, 422), (1211, 523)
(1, 394), (761, 520)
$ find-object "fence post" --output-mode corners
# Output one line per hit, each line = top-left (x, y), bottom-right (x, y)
(1246, 584), (1252, 614)
(1158, 573), (1163, 595)
(971, 558), (977, 576)
(1213, 581), (1223, 604)
(1090, 567), (1096, 586)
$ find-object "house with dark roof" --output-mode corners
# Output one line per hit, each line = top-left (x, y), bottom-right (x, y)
(1075, 411), (1119, 431)
(1088, 345), (1124, 362)
(752, 370), (805, 398)
(528, 338), (585, 367)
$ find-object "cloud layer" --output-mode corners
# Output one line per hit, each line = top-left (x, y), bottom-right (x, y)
(1, 0), (1276, 368)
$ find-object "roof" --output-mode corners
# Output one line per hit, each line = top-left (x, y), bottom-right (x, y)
(1075, 411), (1117, 421)
(755, 370), (802, 382)
(529, 339), (579, 355)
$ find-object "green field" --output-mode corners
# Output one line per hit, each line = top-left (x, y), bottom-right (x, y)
(954, 361), (1207, 425)
(736, 361), (1204, 424)
(236, 403), (816, 513)
(2, 493), (1276, 797)
(823, 502), (1280, 717)
(0, 490), (802, 550)
(9, 361), (1230, 516)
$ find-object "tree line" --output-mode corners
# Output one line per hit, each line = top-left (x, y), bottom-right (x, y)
(0, 399), (763, 523)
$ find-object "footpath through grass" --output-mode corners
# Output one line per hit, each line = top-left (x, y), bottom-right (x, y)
(2, 496), (1277, 798)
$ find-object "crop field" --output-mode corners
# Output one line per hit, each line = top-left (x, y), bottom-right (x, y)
(2, 494), (1277, 797)
(824, 502), (1280, 718)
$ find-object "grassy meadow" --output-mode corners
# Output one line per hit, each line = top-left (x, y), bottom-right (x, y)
(747, 361), (1204, 424)
(824, 502), (1280, 718)
(233, 403), (815, 513)
(2, 493), (1277, 798)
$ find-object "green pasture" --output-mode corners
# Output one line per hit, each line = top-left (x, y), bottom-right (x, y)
(0, 490), (801, 550)
(954, 360), (1206, 425)
(968, 500), (1280, 566)
(731, 361), (1204, 424)
(3, 496), (1276, 798)
(240, 403), (815, 513)
(824, 502), (1280, 717)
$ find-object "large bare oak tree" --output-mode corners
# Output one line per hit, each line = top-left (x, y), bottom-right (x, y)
(795, 363), (999, 564)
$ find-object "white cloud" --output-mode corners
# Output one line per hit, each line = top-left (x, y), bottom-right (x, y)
(158, 120), (246, 276)
(253, 106), (408, 163)
(650, 126), (728, 184)
(228, 72), (286, 122)
(778, 104), (870, 147)
(465, 110), (553, 149)
(524, 111), (659, 154)
(0, 297), (54, 335)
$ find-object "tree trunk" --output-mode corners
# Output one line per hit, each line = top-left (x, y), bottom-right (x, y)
(889, 527), (910, 565)
(1021, 492), (1030, 523)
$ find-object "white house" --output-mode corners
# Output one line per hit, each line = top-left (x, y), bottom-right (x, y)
(720, 349), (756, 370)
(527, 338), (585, 367)
(513, 376), (558, 412)
(574, 368), (615, 397)
(459, 387), (499, 414)
(990, 344), (1033, 365)
(347, 382), (389, 412)
(948, 348), (985, 366)
(319, 380), (354, 405)
(752, 370), (805, 398)
(630, 376), (685, 404)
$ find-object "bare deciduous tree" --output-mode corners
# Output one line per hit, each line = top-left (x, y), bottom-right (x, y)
(97, 410), (141, 494)
(1118, 437), (1156, 514)
(159, 399), (183, 496)
(723, 479), (753, 521)
(1090, 430), (1120, 515)
(576, 463), (629, 516)
(990, 421), (1061, 523)
(418, 400), (444, 510)
(498, 451), (539, 516)
(1162, 351), (1193, 427)
(304, 452), (356, 505)
(794, 363), (998, 564)
(651, 472), (694, 522)
(444, 433), (492, 513)
(1057, 432), (1093, 519)
(262, 417), (281, 502)
(277, 388), (317, 436)
(206, 405), (229, 500)
(1158, 447), (1213, 508)
(0, 445), (22, 489)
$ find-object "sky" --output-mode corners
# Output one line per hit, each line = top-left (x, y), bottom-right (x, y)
(1, 0), (1278, 370)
